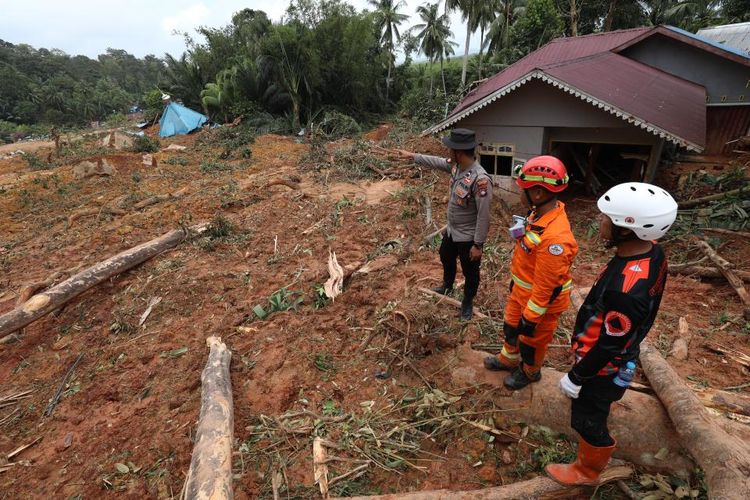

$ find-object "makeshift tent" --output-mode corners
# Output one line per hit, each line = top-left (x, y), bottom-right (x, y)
(159, 102), (208, 137)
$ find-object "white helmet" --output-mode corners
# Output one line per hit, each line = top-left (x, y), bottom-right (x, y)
(597, 182), (678, 241)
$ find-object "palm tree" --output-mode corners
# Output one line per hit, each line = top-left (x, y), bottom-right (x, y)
(445, 0), (478, 86)
(414, 2), (457, 96)
(483, 0), (526, 64)
(474, 1), (497, 79)
(369, 0), (409, 102)
(664, 0), (723, 31)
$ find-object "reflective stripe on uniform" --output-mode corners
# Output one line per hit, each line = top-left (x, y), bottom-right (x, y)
(519, 174), (570, 186)
(561, 279), (573, 292)
(524, 231), (541, 245)
(500, 346), (520, 360)
(511, 273), (533, 290)
(527, 299), (548, 315)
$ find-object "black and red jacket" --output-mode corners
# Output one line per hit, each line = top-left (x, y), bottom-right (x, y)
(569, 244), (668, 384)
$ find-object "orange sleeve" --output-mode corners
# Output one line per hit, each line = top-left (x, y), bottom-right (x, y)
(522, 239), (575, 322)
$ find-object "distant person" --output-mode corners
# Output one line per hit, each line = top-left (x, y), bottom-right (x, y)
(546, 183), (677, 485)
(395, 128), (492, 320)
(484, 156), (578, 390)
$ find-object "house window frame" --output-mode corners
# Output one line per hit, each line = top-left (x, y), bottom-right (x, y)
(478, 142), (515, 177)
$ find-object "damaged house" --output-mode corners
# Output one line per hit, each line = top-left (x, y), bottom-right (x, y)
(425, 25), (750, 191)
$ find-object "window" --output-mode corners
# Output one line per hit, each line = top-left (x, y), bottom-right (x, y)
(478, 143), (514, 176)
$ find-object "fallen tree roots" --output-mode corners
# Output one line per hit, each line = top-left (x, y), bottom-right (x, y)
(339, 466), (632, 499)
(185, 337), (234, 500)
(695, 238), (750, 319)
(0, 223), (207, 339)
(639, 344), (750, 499)
(418, 287), (488, 320)
(678, 186), (748, 209)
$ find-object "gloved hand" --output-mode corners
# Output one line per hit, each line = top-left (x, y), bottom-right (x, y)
(559, 374), (581, 399)
(517, 316), (537, 337)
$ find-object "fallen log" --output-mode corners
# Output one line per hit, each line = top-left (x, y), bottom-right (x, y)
(132, 187), (188, 210)
(0, 223), (207, 339)
(451, 346), (750, 474)
(695, 239), (750, 319)
(266, 179), (300, 190)
(67, 206), (127, 227)
(338, 466), (632, 500)
(700, 227), (750, 239)
(678, 186), (748, 209)
(418, 287), (488, 320)
(670, 265), (750, 283)
(185, 336), (234, 500)
(639, 344), (750, 499)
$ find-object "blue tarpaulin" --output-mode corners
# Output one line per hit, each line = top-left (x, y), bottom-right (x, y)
(159, 102), (208, 137)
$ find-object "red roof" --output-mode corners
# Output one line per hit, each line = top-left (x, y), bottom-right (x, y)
(433, 27), (709, 150)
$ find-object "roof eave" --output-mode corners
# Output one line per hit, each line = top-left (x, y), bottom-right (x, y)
(422, 70), (704, 152)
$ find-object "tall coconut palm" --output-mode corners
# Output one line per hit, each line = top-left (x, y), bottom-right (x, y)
(664, 0), (723, 31)
(474, 1), (497, 79)
(414, 2), (457, 96)
(368, 0), (409, 102)
(445, 0), (478, 86)
(483, 0), (526, 64)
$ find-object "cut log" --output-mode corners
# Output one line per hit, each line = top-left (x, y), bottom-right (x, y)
(640, 344), (750, 499)
(670, 265), (750, 283)
(679, 186), (748, 209)
(266, 179), (301, 190)
(696, 389), (750, 417)
(451, 346), (750, 474)
(418, 288), (488, 320)
(338, 466), (632, 499)
(67, 206), (127, 227)
(695, 239), (750, 319)
(0, 223), (207, 339)
(132, 187), (188, 210)
(185, 336), (234, 500)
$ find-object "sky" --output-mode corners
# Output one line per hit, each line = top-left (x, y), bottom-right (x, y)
(0, 0), (482, 60)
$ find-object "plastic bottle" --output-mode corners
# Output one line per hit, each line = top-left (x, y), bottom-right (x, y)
(613, 361), (637, 388)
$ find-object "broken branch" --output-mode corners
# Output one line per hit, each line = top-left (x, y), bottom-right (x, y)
(678, 186), (748, 209)
(695, 238), (750, 319)
(418, 288), (488, 320)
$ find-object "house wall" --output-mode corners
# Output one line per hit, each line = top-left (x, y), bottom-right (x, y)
(621, 34), (750, 105)
(457, 80), (658, 159)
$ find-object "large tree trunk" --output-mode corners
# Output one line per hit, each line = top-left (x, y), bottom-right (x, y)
(440, 58), (447, 97)
(478, 26), (485, 79)
(639, 344), (750, 499)
(186, 336), (234, 500)
(570, 0), (579, 36)
(461, 23), (471, 85)
(669, 265), (750, 283)
(429, 61), (434, 96)
(604, 0), (618, 31)
(0, 224), (207, 339)
(451, 346), (750, 475)
(386, 57), (392, 103)
(339, 466), (632, 499)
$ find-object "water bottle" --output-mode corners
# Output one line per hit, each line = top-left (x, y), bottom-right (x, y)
(613, 361), (637, 388)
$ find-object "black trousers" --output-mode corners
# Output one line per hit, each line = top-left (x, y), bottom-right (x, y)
(571, 375), (627, 447)
(439, 234), (481, 301)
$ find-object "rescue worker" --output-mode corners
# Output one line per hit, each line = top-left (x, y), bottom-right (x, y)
(395, 128), (492, 320)
(484, 156), (578, 390)
(546, 182), (678, 486)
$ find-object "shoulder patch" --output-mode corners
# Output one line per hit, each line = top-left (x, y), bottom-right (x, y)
(548, 244), (564, 256)
(476, 178), (489, 189)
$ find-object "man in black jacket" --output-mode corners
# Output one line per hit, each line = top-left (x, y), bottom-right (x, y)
(546, 182), (678, 486)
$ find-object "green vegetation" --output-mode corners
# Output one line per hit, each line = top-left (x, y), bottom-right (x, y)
(1, 0), (742, 140)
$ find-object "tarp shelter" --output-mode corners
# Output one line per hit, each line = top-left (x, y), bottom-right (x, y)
(159, 102), (208, 137)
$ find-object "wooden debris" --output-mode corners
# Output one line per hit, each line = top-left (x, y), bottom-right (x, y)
(43, 353), (84, 418)
(185, 337), (234, 500)
(132, 187), (188, 210)
(67, 206), (127, 227)
(422, 225), (446, 246)
(266, 179), (301, 190)
(337, 466), (632, 499)
(418, 287), (488, 320)
(669, 317), (690, 361)
(313, 437), (330, 499)
(701, 227), (750, 239)
(695, 238), (750, 319)
(670, 265), (750, 283)
(639, 344), (750, 499)
(0, 389), (33, 409)
(705, 342), (750, 369)
(324, 250), (344, 300)
(423, 196), (432, 226)
(0, 223), (207, 339)
(138, 297), (162, 327)
(6, 437), (42, 460)
(679, 186), (748, 209)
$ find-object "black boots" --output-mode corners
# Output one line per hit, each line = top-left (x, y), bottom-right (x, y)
(460, 298), (473, 321)
(504, 366), (542, 390)
(431, 284), (453, 295)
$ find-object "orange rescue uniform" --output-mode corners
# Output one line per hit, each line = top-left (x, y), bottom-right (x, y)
(499, 202), (578, 373)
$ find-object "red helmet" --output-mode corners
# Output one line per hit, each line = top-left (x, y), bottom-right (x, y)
(515, 156), (569, 193)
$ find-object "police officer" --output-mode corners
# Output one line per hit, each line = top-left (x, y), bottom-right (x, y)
(396, 128), (492, 320)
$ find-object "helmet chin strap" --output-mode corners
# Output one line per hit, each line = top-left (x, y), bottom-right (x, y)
(525, 190), (555, 211)
(604, 226), (638, 249)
